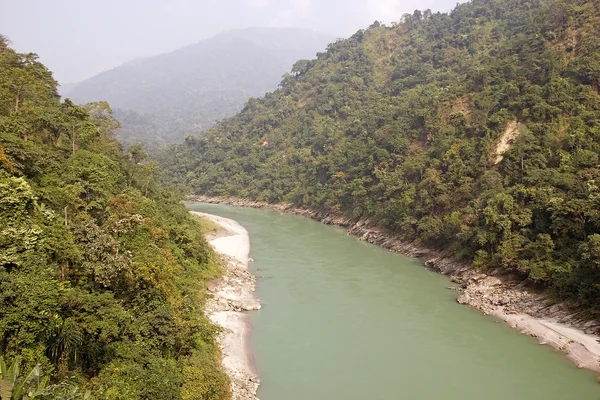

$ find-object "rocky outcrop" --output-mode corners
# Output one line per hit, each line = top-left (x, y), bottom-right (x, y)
(494, 120), (522, 165)
(190, 196), (600, 374)
(206, 257), (261, 314)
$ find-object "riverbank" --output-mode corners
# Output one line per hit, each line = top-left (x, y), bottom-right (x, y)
(191, 211), (261, 400)
(190, 196), (600, 374)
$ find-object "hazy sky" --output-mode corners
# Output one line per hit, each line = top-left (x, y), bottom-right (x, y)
(1, 0), (459, 84)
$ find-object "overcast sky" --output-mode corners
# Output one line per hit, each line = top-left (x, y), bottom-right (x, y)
(1, 0), (459, 84)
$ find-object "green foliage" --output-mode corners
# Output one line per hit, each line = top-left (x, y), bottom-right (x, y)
(0, 37), (229, 398)
(180, 348), (231, 400)
(0, 356), (50, 399)
(162, 0), (600, 309)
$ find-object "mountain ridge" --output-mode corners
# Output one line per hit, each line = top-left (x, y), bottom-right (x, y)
(67, 27), (335, 146)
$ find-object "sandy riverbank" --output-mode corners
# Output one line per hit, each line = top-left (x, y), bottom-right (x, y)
(190, 196), (600, 375)
(191, 211), (261, 400)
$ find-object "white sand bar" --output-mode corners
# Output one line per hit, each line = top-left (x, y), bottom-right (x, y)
(191, 211), (261, 400)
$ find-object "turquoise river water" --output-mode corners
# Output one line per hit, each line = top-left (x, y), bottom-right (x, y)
(188, 202), (599, 400)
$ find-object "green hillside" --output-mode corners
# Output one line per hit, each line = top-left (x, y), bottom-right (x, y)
(0, 37), (229, 398)
(163, 0), (600, 309)
(67, 28), (334, 147)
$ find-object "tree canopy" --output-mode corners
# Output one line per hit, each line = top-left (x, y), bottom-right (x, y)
(0, 36), (230, 399)
(161, 0), (600, 310)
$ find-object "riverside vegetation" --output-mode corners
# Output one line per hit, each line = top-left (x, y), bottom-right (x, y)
(160, 0), (600, 313)
(0, 36), (230, 399)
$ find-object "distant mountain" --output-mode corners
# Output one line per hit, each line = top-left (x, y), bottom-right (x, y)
(68, 27), (334, 146)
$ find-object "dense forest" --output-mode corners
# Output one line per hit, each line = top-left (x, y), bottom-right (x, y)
(0, 37), (230, 399)
(162, 0), (600, 310)
(67, 28), (333, 147)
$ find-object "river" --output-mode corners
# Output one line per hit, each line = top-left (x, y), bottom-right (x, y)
(188, 202), (599, 399)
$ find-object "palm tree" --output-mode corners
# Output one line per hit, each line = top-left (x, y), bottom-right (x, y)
(0, 356), (49, 399)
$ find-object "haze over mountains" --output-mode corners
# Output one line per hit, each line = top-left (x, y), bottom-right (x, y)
(66, 27), (334, 146)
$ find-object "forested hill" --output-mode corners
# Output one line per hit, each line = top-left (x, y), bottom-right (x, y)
(0, 37), (230, 398)
(67, 27), (334, 146)
(162, 0), (600, 309)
